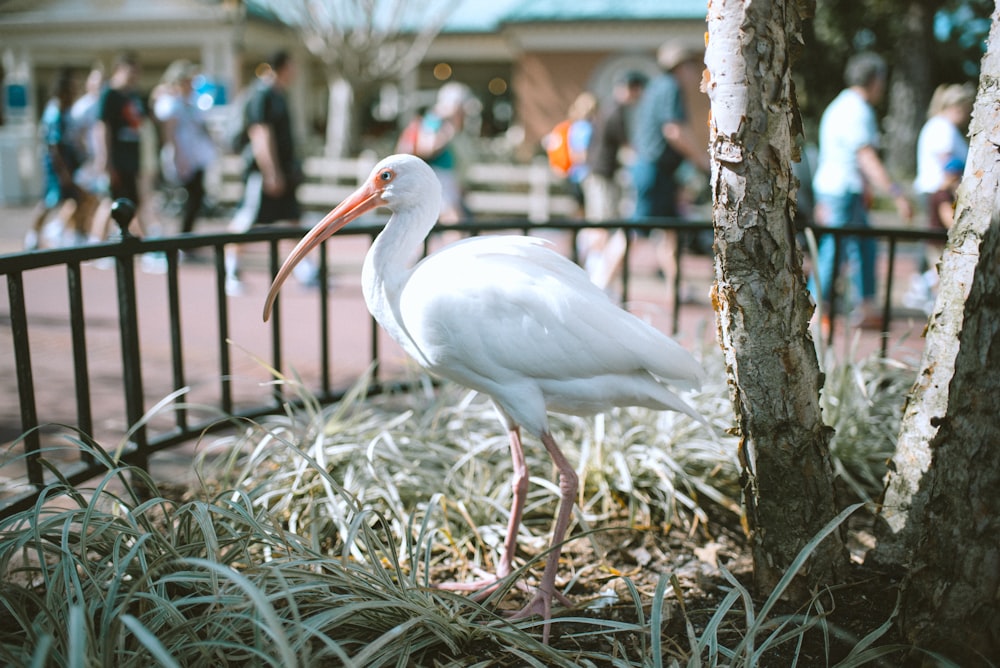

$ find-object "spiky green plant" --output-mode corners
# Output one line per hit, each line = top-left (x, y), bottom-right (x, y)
(818, 349), (916, 501)
(198, 354), (740, 586)
(0, 441), (591, 666)
(0, 346), (942, 666)
(0, 445), (933, 666)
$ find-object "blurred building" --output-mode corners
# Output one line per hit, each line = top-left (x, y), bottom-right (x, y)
(0, 0), (707, 199)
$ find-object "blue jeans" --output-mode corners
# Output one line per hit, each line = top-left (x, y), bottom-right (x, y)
(631, 160), (678, 219)
(811, 192), (876, 305)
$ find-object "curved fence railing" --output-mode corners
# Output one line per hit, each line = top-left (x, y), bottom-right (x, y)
(0, 210), (945, 519)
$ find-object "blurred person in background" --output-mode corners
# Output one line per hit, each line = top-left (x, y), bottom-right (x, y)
(411, 82), (474, 223)
(544, 91), (597, 220)
(225, 50), (316, 295)
(631, 42), (709, 221)
(904, 82), (974, 309)
(629, 41), (710, 304)
(94, 51), (148, 239)
(25, 67), (95, 250)
(810, 52), (913, 329)
(154, 59), (217, 237)
(579, 70), (647, 294)
(71, 63), (112, 244)
(913, 83), (974, 203)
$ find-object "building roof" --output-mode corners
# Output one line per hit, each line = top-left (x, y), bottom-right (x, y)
(443, 0), (526, 32)
(500, 0), (708, 24)
(243, 0), (707, 35)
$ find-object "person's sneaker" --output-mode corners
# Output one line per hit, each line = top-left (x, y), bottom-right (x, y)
(225, 275), (244, 297)
(85, 256), (115, 270)
(902, 274), (932, 311)
(293, 257), (321, 287)
(141, 253), (168, 274)
(23, 229), (39, 251)
(42, 219), (64, 247)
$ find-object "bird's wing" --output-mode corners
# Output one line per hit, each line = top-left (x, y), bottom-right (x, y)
(398, 235), (704, 392)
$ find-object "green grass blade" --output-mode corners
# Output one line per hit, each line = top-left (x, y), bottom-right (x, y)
(120, 614), (182, 668)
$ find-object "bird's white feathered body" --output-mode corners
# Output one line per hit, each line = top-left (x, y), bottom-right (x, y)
(364, 232), (705, 436)
(264, 154), (707, 642)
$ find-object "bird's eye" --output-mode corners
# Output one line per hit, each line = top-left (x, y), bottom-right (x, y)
(378, 169), (393, 182)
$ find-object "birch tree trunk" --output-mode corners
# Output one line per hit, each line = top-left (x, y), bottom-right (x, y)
(875, 6), (1000, 567)
(884, 8), (1000, 660)
(705, 0), (848, 593)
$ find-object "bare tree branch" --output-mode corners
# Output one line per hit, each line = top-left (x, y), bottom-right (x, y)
(259, 0), (459, 83)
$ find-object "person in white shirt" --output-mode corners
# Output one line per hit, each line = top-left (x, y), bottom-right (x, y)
(913, 83), (974, 201)
(811, 52), (913, 329)
(903, 83), (974, 312)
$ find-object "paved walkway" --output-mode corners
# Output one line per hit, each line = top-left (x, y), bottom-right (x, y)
(0, 202), (930, 497)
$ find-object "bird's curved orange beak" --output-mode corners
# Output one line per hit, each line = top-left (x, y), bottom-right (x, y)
(263, 182), (382, 321)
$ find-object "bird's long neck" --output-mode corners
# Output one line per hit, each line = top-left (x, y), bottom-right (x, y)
(361, 196), (440, 363)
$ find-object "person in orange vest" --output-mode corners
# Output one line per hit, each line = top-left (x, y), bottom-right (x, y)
(544, 92), (597, 218)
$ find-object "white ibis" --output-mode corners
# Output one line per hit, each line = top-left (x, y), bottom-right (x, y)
(263, 154), (706, 642)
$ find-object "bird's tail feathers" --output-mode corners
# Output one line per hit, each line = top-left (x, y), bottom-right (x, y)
(651, 347), (706, 393)
(630, 323), (707, 392)
(649, 386), (709, 428)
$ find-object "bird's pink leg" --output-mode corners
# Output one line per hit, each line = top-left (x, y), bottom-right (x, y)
(436, 425), (529, 595)
(508, 431), (579, 644)
(498, 425), (529, 579)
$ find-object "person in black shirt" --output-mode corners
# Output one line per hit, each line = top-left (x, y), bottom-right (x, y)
(225, 50), (315, 295)
(95, 52), (145, 236)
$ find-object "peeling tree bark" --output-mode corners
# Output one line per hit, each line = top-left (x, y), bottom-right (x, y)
(705, 0), (848, 594)
(880, 7), (1000, 661)
(875, 6), (1000, 567)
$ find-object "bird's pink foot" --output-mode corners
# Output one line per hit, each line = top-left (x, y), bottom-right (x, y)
(506, 588), (574, 644)
(435, 568), (573, 608)
(506, 591), (549, 621)
(434, 567), (525, 601)
(435, 579), (499, 601)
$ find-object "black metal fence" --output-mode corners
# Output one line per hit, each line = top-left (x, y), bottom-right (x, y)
(0, 208), (945, 519)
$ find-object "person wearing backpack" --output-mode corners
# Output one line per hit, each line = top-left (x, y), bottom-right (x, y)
(25, 68), (95, 250)
(544, 92), (596, 219)
(225, 50), (316, 295)
(408, 83), (473, 224)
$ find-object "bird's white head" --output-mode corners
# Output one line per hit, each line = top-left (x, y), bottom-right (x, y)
(262, 154), (441, 321)
(371, 153), (441, 211)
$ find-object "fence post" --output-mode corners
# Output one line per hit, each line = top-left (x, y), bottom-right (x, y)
(110, 199), (148, 468)
(7, 271), (43, 488)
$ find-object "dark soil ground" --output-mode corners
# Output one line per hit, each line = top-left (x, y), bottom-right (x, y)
(418, 502), (914, 666)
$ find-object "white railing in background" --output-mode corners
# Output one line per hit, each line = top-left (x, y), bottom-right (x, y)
(206, 151), (579, 222)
